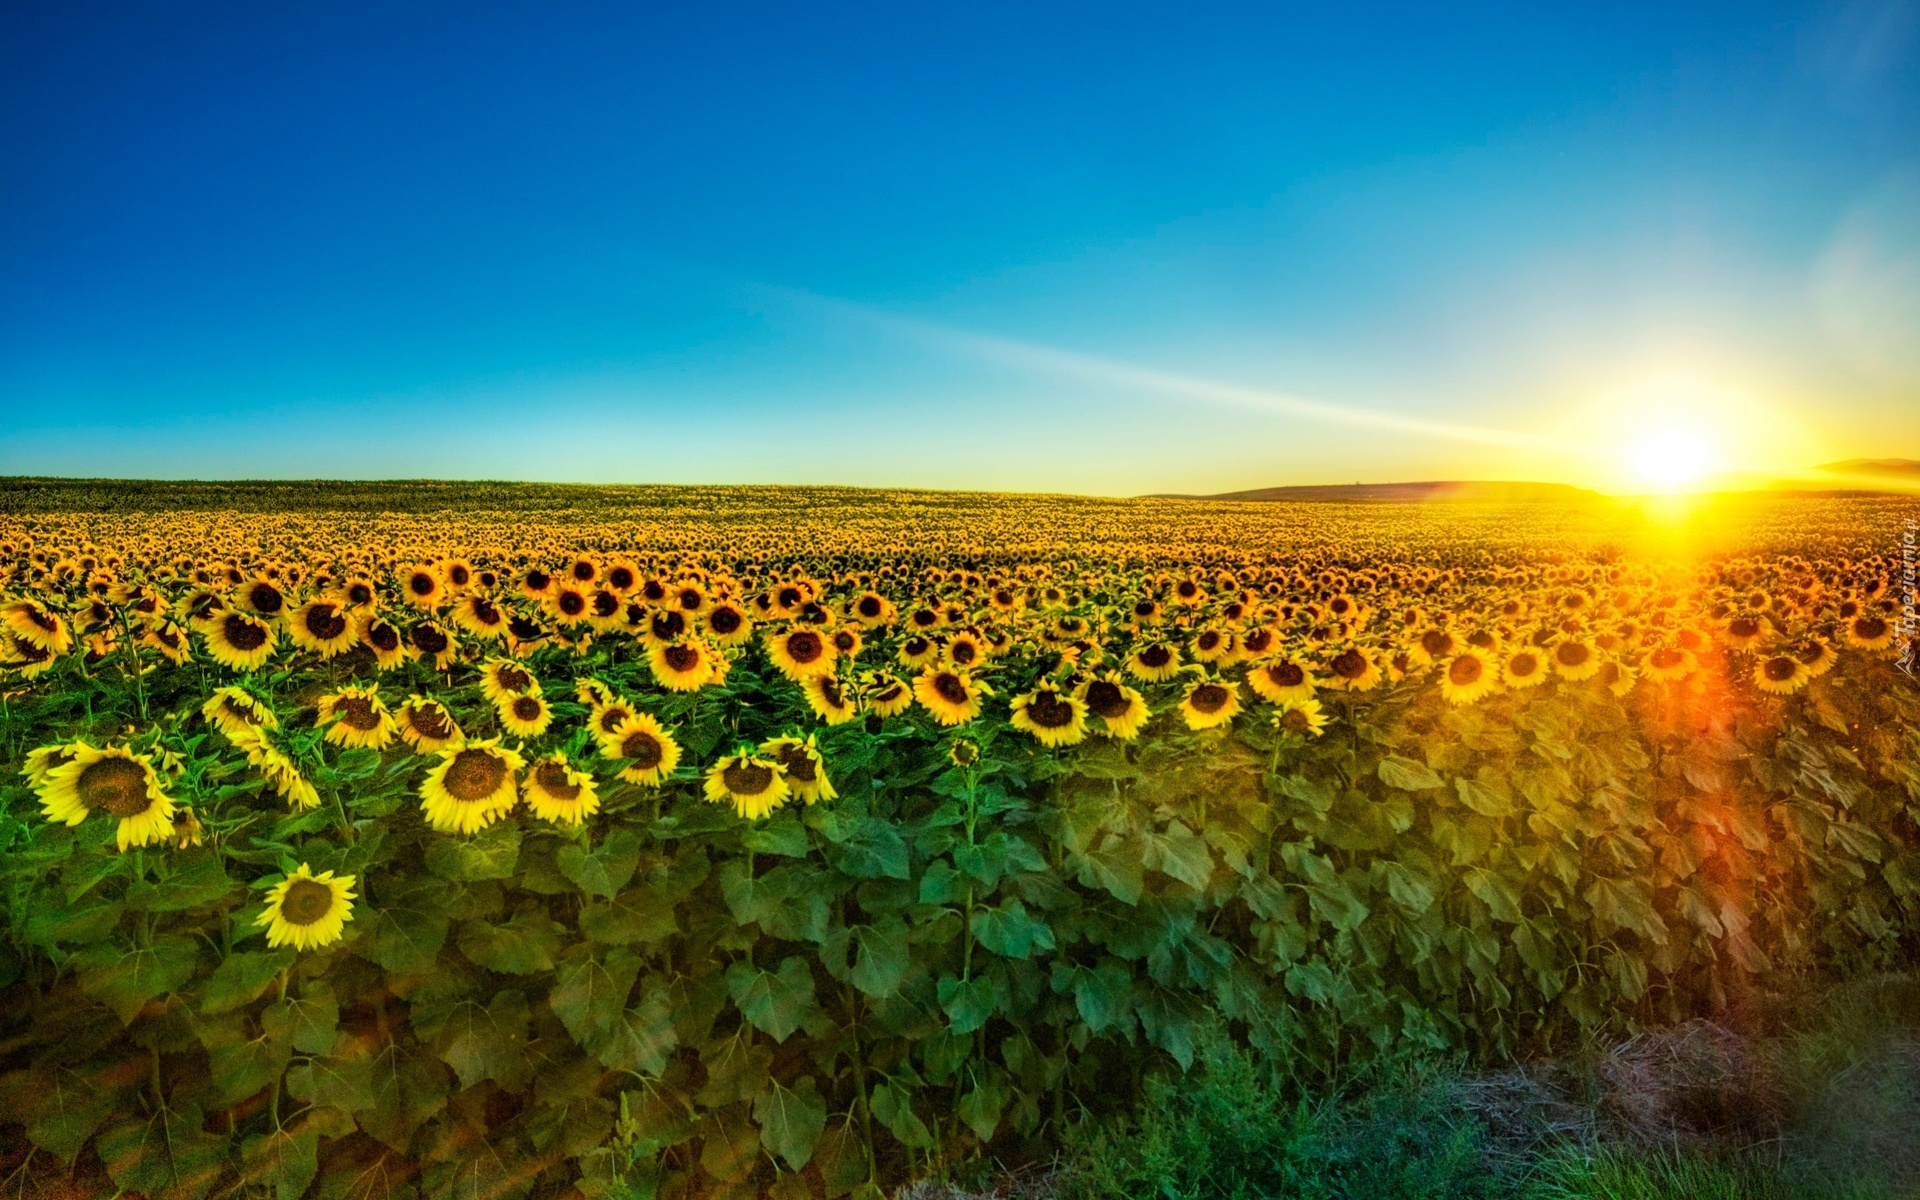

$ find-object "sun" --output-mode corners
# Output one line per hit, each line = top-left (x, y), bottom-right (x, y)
(1628, 426), (1715, 489)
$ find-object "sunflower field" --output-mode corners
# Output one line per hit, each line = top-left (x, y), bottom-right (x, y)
(1, 483), (1917, 1200)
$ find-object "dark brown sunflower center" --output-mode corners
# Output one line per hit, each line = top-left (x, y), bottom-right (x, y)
(78, 757), (153, 817)
(223, 615), (268, 651)
(816, 678), (846, 708)
(1555, 642), (1591, 667)
(507, 616), (542, 640)
(620, 730), (662, 769)
(557, 591), (587, 616)
(1796, 643), (1826, 665)
(1027, 692), (1076, 728)
(572, 561), (596, 582)
(1650, 647), (1686, 668)
(1085, 680), (1128, 718)
(785, 632), (823, 663)
(334, 696), (381, 731)
(710, 608), (743, 635)
(598, 706), (631, 734)
(1509, 653), (1540, 676)
(651, 611), (686, 640)
(1196, 631), (1221, 651)
(366, 622), (400, 652)
(511, 696), (543, 721)
(722, 761), (775, 796)
(443, 750), (507, 801)
(1242, 629), (1273, 654)
(535, 760), (580, 800)
(304, 604), (347, 640)
(858, 596), (884, 618)
(1279, 708), (1314, 735)
(1856, 617), (1888, 640)
(1467, 631), (1496, 649)
(932, 673), (970, 705)
(1728, 617), (1761, 638)
(663, 644), (702, 672)
(469, 598), (500, 624)
(608, 567), (635, 590)
(949, 640), (978, 665)
(407, 704), (454, 740)
(1762, 656), (1799, 682)
(408, 573), (437, 597)
(1189, 684), (1229, 714)
(526, 570), (552, 591)
(494, 666), (532, 693)
(347, 583), (374, 605)
(774, 745), (818, 782)
(1266, 662), (1305, 688)
(1139, 645), (1172, 668)
(279, 879), (334, 926)
(1329, 650), (1366, 679)
(411, 626), (450, 655)
(248, 583), (283, 614)
(592, 590), (621, 618)
(1448, 656), (1484, 686)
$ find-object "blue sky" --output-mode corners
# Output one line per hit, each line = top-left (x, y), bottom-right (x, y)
(2, 1), (1916, 494)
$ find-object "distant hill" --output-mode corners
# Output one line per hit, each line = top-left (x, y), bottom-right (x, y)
(1767, 459), (1920, 496)
(1149, 480), (1601, 503)
(1817, 459), (1920, 477)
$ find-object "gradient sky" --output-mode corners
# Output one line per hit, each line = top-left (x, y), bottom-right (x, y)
(3, 1), (1917, 495)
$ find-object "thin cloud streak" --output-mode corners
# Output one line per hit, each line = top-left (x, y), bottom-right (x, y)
(775, 286), (1556, 450)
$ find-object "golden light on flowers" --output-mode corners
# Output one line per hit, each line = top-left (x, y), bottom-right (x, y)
(419, 740), (524, 834)
(1322, 646), (1380, 692)
(1179, 680), (1241, 730)
(1440, 650), (1497, 705)
(319, 685), (398, 749)
(648, 638), (719, 691)
(802, 673), (860, 724)
(766, 627), (835, 681)
(1125, 641), (1182, 682)
(202, 685), (279, 738)
(480, 658), (541, 705)
(37, 745), (177, 850)
(524, 754), (600, 825)
(203, 611), (277, 671)
(1248, 657), (1316, 704)
(397, 695), (464, 752)
(256, 863), (356, 951)
(1550, 638), (1601, 681)
(498, 692), (555, 738)
(1754, 654), (1809, 695)
(1642, 645), (1697, 682)
(760, 734), (836, 803)
(1273, 697), (1329, 738)
(1075, 673), (1149, 740)
(603, 712), (681, 786)
(1503, 649), (1547, 689)
(704, 750), (791, 819)
(288, 598), (356, 657)
(1009, 681), (1089, 747)
(915, 667), (985, 725)
(861, 671), (914, 718)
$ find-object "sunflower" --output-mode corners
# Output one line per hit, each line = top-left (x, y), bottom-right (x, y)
(1126, 642), (1183, 683)
(400, 564), (445, 610)
(575, 676), (617, 708)
(1409, 627), (1457, 667)
(452, 593), (509, 639)
(498, 692), (554, 738)
(1721, 615), (1767, 652)
(1641, 645), (1697, 682)
(589, 697), (639, 742)
(419, 740), (524, 834)
(239, 577), (288, 621)
(23, 741), (81, 789)
(704, 750), (791, 820)
(517, 567), (554, 600)
(1191, 628), (1238, 665)
(479, 658), (541, 705)
(406, 621), (458, 670)
(358, 615), (408, 671)
(1550, 639), (1601, 681)
(256, 864), (356, 951)
(287, 598), (356, 658)
(523, 754), (600, 826)
(860, 671), (914, 718)
(1439, 650), (1498, 705)
(1503, 649), (1548, 689)
(649, 638), (719, 691)
(1178, 680), (1241, 731)
(1272, 697), (1329, 738)
(1010, 682), (1089, 747)
(229, 726), (322, 810)
(601, 712), (682, 786)
(766, 627), (836, 681)
(439, 558), (474, 591)
(318, 685), (398, 749)
(1794, 638), (1837, 677)
(1075, 672), (1150, 740)
(943, 630), (987, 671)
(829, 625), (864, 660)
(38, 745), (177, 850)
(760, 734), (836, 803)
(802, 673), (860, 724)
(1754, 654), (1809, 695)
(201, 685), (280, 738)
(549, 584), (591, 624)
(1322, 646), (1380, 692)
(203, 611), (277, 671)
(849, 591), (896, 627)
(897, 635), (940, 669)
(914, 667), (985, 726)
(703, 601), (753, 646)
(1, 598), (72, 655)
(397, 695), (464, 752)
(339, 577), (379, 610)
(1845, 615), (1894, 652)
(1595, 659), (1637, 697)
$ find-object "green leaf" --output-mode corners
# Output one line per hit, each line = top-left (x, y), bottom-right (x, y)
(826, 819), (911, 880)
(73, 934), (200, 1024)
(457, 907), (566, 974)
(1584, 876), (1669, 944)
(557, 828), (644, 899)
(1063, 958), (1132, 1033)
(424, 822), (522, 882)
(240, 1126), (320, 1200)
(1455, 775), (1514, 818)
(849, 915), (911, 999)
(360, 1041), (450, 1151)
(1075, 839), (1145, 905)
(937, 974), (996, 1034)
(1378, 755), (1443, 790)
(10, 1066), (119, 1158)
(969, 898), (1056, 959)
(360, 895), (450, 976)
(1142, 820), (1212, 890)
(196, 1012), (292, 1103)
(550, 947), (642, 1047)
(96, 1102), (228, 1200)
(263, 985), (341, 1056)
(870, 1080), (932, 1148)
(580, 885), (681, 946)
(1464, 867), (1524, 924)
(1376, 862), (1437, 915)
(589, 983), (679, 1075)
(428, 990), (529, 1090)
(956, 1073), (1008, 1142)
(726, 956), (818, 1042)
(918, 859), (969, 906)
(741, 811), (810, 857)
(285, 1051), (376, 1113)
(697, 1032), (775, 1108)
(200, 948), (295, 1015)
(25, 897), (121, 947)
(125, 852), (237, 912)
(754, 1076), (827, 1171)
